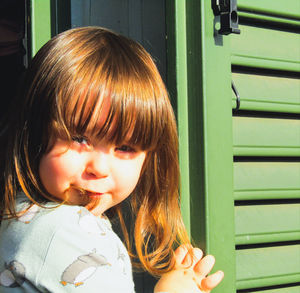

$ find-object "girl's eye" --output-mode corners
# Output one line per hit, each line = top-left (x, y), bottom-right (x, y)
(72, 136), (89, 145)
(115, 145), (136, 153)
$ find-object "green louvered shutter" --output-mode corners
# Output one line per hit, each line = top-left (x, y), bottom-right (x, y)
(172, 1), (300, 292)
(232, 1), (300, 291)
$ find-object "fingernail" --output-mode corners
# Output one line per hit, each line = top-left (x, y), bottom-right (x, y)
(193, 248), (203, 258)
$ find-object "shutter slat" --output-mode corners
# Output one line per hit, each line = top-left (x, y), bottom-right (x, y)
(237, 0), (300, 20)
(234, 162), (300, 200)
(233, 117), (300, 157)
(244, 286), (300, 293)
(235, 204), (300, 245)
(231, 25), (300, 72)
(239, 11), (300, 28)
(232, 73), (300, 113)
(236, 245), (300, 290)
(231, 55), (300, 73)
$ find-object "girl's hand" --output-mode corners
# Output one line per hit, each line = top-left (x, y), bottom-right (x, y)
(154, 245), (224, 293)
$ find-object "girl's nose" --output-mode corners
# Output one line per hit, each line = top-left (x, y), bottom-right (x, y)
(85, 151), (109, 178)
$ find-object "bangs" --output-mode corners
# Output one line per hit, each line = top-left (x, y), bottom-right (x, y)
(51, 31), (168, 151)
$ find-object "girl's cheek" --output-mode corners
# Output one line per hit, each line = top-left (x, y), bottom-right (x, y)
(40, 150), (83, 180)
(112, 156), (145, 192)
(55, 151), (86, 178)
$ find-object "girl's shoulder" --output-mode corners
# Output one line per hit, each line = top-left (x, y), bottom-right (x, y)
(13, 194), (84, 230)
(0, 193), (113, 255)
(11, 193), (112, 235)
(0, 195), (85, 256)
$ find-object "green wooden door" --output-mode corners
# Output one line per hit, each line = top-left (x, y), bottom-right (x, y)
(170, 1), (236, 292)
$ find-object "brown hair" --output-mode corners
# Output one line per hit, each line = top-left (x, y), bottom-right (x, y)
(0, 27), (189, 276)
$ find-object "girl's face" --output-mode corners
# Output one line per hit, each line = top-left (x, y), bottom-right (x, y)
(39, 135), (146, 217)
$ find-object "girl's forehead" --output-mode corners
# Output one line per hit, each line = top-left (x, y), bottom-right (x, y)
(71, 93), (136, 143)
(93, 95), (112, 129)
(71, 88), (111, 124)
(58, 78), (159, 150)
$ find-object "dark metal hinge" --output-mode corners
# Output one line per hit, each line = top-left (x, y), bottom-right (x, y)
(212, 0), (241, 35)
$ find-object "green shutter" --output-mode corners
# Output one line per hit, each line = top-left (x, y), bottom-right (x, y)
(232, 1), (300, 291)
(176, 1), (300, 292)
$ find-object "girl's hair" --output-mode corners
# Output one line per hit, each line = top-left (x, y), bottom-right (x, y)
(0, 27), (189, 276)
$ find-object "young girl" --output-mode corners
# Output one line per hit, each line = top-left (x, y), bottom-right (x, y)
(0, 27), (223, 292)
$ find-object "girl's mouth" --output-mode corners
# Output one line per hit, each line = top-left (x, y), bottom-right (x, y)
(86, 191), (103, 198)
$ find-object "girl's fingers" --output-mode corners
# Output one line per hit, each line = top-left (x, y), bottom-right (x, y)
(182, 247), (204, 268)
(200, 270), (224, 291)
(190, 248), (203, 265)
(194, 254), (215, 276)
(174, 245), (203, 268)
(174, 244), (190, 268)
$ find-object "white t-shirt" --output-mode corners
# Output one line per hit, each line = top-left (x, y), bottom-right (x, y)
(0, 195), (135, 293)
